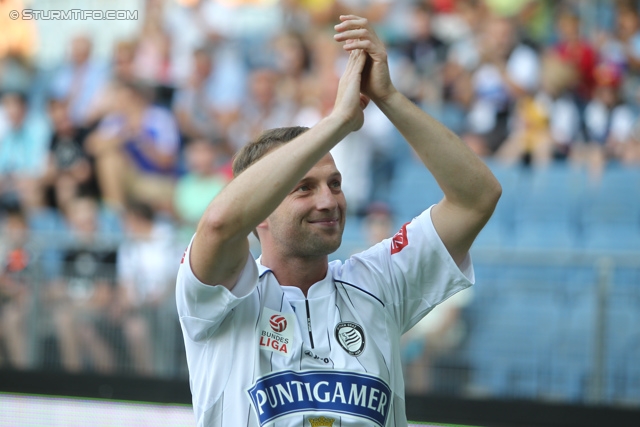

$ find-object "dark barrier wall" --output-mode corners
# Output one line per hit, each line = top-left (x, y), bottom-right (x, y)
(2, 369), (639, 427)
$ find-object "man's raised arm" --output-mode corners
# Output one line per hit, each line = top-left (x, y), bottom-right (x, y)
(335, 15), (502, 266)
(189, 49), (369, 289)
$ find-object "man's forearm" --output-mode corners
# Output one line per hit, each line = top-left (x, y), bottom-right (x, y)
(201, 115), (352, 240)
(376, 90), (501, 211)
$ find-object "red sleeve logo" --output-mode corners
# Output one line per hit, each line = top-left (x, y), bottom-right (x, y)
(180, 247), (187, 264)
(390, 222), (410, 254)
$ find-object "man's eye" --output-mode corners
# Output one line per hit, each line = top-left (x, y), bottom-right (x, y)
(298, 185), (311, 192)
(331, 181), (342, 188)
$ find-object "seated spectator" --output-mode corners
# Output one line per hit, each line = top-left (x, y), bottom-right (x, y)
(596, 3), (640, 109)
(173, 47), (226, 144)
(0, 91), (50, 211)
(228, 67), (296, 151)
(47, 195), (119, 374)
(112, 40), (138, 84)
(273, 31), (315, 108)
(463, 15), (541, 156)
(401, 288), (474, 393)
(496, 52), (581, 166)
(577, 62), (638, 177)
(42, 98), (99, 211)
(0, 0), (37, 93)
(173, 139), (228, 244)
(49, 34), (108, 128)
(0, 206), (34, 369)
(115, 201), (179, 376)
(132, 0), (174, 87)
(553, 7), (597, 106)
(86, 80), (181, 212)
(400, 2), (448, 78)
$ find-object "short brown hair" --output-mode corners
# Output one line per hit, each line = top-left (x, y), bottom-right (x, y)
(232, 126), (309, 177)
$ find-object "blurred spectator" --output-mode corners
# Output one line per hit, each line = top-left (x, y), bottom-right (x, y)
(577, 62), (637, 177)
(497, 52), (581, 165)
(334, 0), (392, 24)
(401, 2), (448, 77)
(228, 67), (296, 150)
(445, 0), (488, 70)
(42, 98), (99, 211)
(173, 47), (227, 144)
(393, 2), (448, 104)
(0, 91), (50, 211)
(0, 0), (37, 93)
(0, 206), (34, 369)
(362, 202), (394, 245)
(115, 201), (178, 376)
(484, 0), (551, 48)
(333, 101), (396, 213)
(273, 32), (318, 122)
(49, 35), (108, 127)
(553, 7), (598, 105)
(112, 40), (138, 84)
(133, 0), (174, 87)
(463, 15), (540, 156)
(86, 80), (180, 211)
(597, 3), (640, 106)
(48, 196), (119, 374)
(401, 288), (473, 393)
(0, 0), (37, 63)
(173, 139), (229, 244)
(198, 0), (283, 42)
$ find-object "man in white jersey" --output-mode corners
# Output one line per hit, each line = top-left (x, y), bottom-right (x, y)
(176, 15), (502, 427)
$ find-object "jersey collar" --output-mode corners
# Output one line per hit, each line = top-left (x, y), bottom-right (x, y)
(255, 256), (336, 300)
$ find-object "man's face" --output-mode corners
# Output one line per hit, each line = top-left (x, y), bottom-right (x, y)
(260, 154), (346, 258)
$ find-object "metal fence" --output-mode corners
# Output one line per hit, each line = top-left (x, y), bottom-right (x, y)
(0, 232), (185, 378)
(1, 232), (639, 408)
(416, 248), (640, 407)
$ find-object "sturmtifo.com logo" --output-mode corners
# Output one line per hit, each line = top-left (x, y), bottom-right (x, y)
(335, 322), (365, 356)
(9, 9), (138, 21)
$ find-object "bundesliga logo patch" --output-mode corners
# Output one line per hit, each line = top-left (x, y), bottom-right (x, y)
(259, 308), (294, 356)
(247, 370), (391, 427)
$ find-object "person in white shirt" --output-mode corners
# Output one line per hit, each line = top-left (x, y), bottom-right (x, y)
(176, 15), (501, 427)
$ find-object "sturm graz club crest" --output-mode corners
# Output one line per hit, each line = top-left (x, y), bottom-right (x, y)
(335, 322), (365, 356)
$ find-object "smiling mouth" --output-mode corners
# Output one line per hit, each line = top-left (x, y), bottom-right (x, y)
(308, 218), (339, 226)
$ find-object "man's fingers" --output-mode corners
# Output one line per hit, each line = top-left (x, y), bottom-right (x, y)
(334, 28), (368, 42)
(342, 39), (376, 53)
(337, 14), (368, 26)
(344, 48), (366, 75)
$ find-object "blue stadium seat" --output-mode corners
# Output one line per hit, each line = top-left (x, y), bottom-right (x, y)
(388, 159), (443, 223)
(582, 223), (640, 252)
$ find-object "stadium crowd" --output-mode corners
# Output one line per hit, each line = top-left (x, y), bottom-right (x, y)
(0, 0), (639, 381)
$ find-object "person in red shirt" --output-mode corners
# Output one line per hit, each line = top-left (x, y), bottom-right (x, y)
(553, 7), (598, 104)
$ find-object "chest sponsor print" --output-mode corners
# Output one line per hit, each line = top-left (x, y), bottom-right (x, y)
(247, 370), (391, 427)
(259, 307), (295, 356)
(335, 322), (365, 356)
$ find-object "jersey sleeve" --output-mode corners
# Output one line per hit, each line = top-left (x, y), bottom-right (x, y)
(175, 236), (259, 342)
(339, 206), (475, 334)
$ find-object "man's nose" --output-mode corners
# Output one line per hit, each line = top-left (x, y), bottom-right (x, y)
(315, 185), (339, 211)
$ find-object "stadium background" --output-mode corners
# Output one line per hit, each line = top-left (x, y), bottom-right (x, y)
(1, 0), (640, 426)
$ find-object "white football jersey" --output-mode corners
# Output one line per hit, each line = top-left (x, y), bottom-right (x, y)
(176, 207), (474, 427)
